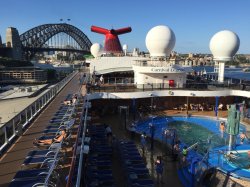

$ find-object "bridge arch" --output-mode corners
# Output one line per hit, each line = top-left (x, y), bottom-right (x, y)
(20, 23), (92, 51)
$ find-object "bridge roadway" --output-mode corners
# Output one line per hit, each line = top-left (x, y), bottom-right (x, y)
(0, 72), (82, 186)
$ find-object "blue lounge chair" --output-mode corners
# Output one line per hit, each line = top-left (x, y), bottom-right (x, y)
(22, 156), (55, 169)
(27, 149), (57, 157)
(13, 168), (48, 179)
(9, 177), (46, 187)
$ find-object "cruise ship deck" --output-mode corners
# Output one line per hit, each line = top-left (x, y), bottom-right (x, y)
(0, 71), (250, 187)
(0, 72), (83, 186)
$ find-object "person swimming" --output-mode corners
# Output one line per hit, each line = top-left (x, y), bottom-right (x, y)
(240, 132), (247, 144)
(219, 122), (225, 138)
(225, 152), (237, 161)
(220, 122), (225, 132)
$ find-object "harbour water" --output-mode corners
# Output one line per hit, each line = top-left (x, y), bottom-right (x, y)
(192, 66), (250, 82)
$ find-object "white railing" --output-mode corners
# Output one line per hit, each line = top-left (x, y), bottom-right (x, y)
(0, 71), (78, 155)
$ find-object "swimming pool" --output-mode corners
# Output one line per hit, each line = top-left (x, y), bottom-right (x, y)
(207, 144), (250, 180)
(225, 151), (250, 169)
(135, 115), (250, 180)
(135, 116), (246, 154)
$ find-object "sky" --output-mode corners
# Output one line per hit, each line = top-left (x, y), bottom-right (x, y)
(0, 0), (250, 54)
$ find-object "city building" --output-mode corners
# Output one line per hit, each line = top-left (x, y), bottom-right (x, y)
(0, 66), (47, 83)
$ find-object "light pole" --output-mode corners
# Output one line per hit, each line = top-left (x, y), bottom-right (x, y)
(149, 116), (156, 151)
(149, 93), (154, 114)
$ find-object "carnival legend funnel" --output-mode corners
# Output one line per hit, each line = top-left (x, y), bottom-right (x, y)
(91, 25), (132, 53)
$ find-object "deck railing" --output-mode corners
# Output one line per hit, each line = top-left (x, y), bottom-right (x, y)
(0, 71), (78, 155)
(88, 82), (250, 93)
(66, 74), (90, 187)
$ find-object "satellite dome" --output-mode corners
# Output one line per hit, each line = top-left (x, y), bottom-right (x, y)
(145, 25), (176, 57)
(209, 30), (240, 61)
(90, 43), (103, 58)
(122, 44), (128, 50)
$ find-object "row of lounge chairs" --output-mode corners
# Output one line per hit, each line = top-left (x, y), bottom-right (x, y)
(117, 141), (154, 187)
(9, 94), (78, 187)
(84, 124), (115, 187)
(173, 103), (224, 111)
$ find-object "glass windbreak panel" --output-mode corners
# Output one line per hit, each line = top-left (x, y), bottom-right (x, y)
(20, 113), (26, 125)
(6, 123), (14, 139)
(44, 95), (48, 104)
(27, 109), (32, 119)
(13, 117), (20, 129)
(32, 105), (36, 113)
(0, 128), (6, 148)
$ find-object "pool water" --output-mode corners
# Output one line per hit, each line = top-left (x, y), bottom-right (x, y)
(225, 152), (250, 169)
(135, 116), (250, 179)
(168, 121), (225, 155)
(135, 116), (227, 155)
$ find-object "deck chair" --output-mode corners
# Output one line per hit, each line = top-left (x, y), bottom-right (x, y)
(218, 104), (224, 110)
(9, 177), (47, 187)
(14, 168), (60, 185)
(190, 104), (194, 110)
(42, 122), (74, 135)
(180, 104), (187, 111)
(50, 116), (71, 122)
(27, 149), (57, 158)
(128, 174), (152, 185)
(21, 156), (55, 170)
(13, 168), (49, 179)
(33, 136), (64, 151)
(126, 168), (149, 174)
(131, 179), (155, 187)
(36, 129), (71, 144)
(58, 118), (75, 130)
(198, 104), (204, 111)
(26, 149), (65, 159)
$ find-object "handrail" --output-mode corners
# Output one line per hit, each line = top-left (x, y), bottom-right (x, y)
(44, 141), (62, 185)
(89, 82), (250, 93)
(0, 71), (77, 154)
(76, 99), (89, 187)
(2, 71), (77, 127)
(66, 112), (82, 187)
(65, 97), (87, 187)
(66, 73), (89, 187)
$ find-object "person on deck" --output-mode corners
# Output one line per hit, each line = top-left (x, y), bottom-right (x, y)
(155, 155), (164, 183)
(182, 146), (188, 163)
(149, 123), (155, 151)
(173, 141), (181, 161)
(104, 124), (113, 144)
(140, 132), (147, 156)
(33, 129), (67, 146)
(99, 75), (104, 84)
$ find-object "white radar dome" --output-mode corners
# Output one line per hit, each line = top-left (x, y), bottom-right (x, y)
(90, 43), (103, 58)
(145, 25), (176, 57)
(123, 44), (128, 50)
(209, 30), (240, 61)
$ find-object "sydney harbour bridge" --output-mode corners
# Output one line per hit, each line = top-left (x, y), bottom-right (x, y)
(1, 23), (92, 60)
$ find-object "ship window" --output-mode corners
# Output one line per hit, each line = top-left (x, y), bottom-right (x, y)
(163, 76), (168, 78)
